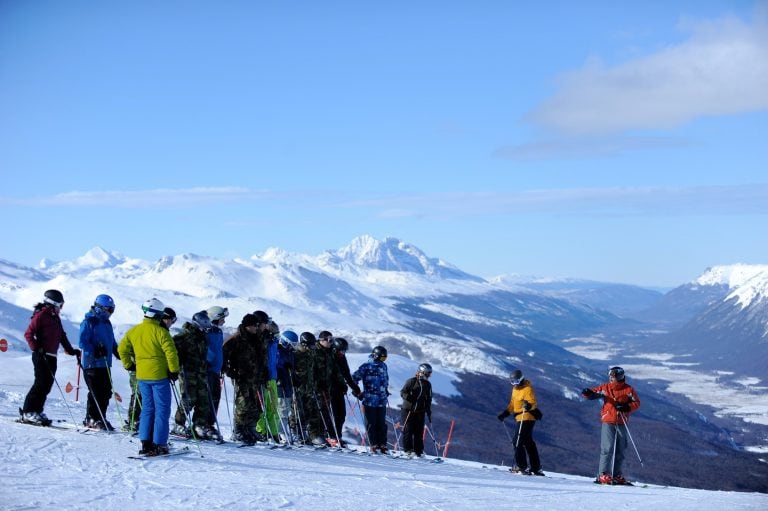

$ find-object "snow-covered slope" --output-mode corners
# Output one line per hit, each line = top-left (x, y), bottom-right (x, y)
(1, 353), (766, 510)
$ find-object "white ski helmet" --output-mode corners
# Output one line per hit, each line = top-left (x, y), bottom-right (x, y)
(206, 305), (229, 322)
(142, 298), (165, 318)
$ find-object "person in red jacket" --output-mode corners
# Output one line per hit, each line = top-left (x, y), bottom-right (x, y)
(20, 289), (81, 425)
(581, 366), (641, 485)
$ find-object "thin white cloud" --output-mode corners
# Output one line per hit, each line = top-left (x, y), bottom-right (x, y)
(1, 187), (269, 207)
(529, 9), (768, 135)
(494, 135), (692, 160)
(345, 184), (768, 217)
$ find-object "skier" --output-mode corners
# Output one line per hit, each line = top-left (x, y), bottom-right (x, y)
(79, 294), (118, 430)
(171, 311), (214, 439)
(222, 311), (271, 444)
(205, 305), (228, 439)
(293, 331), (325, 446)
(125, 306), (176, 432)
(314, 330), (339, 445)
(276, 330), (297, 442)
(118, 298), (180, 456)
(256, 320), (281, 441)
(352, 345), (390, 454)
(497, 368), (544, 475)
(329, 336), (362, 447)
(20, 289), (81, 425)
(582, 366), (641, 485)
(400, 362), (433, 458)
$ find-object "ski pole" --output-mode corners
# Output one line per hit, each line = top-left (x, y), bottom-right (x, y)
(256, 386), (278, 445)
(323, 392), (342, 448)
(288, 371), (307, 444)
(222, 376), (232, 436)
(41, 351), (80, 428)
(426, 416), (443, 461)
(313, 392), (332, 443)
(129, 372), (141, 433)
(516, 415), (524, 449)
(400, 409), (413, 453)
(610, 424), (618, 478)
(501, 419), (514, 443)
(171, 380), (204, 457)
(204, 377), (224, 442)
(346, 394), (367, 449)
(619, 411), (644, 467)
(78, 358), (111, 433)
(104, 361), (124, 429)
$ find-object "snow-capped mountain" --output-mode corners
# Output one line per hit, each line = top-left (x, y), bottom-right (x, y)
(646, 264), (768, 377)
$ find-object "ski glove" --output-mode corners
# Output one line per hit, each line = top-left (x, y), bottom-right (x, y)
(94, 344), (108, 359)
(352, 389), (363, 399)
(522, 400), (532, 411)
(125, 363), (136, 372)
(168, 371), (179, 382)
(582, 388), (596, 399)
(614, 403), (631, 412)
(68, 348), (82, 358)
(34, 346), (46, 355)
(497, 410), (511, 421)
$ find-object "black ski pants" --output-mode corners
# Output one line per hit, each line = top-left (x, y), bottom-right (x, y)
(206, 372), (222, 428)
(401, 409), (426, 455)
(513, 419), (541, 472)
(23, 352), (57, 414)
(363, 405), (388, 448)
(329, 388), (347, 441)
(84, 367), (112, 423)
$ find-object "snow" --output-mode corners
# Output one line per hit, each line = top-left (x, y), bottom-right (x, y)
(2, 353), (766, 510)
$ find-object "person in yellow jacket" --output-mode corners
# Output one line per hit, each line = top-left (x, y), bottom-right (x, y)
(119, 298), (179, 456)
(497, 369), (544, 475)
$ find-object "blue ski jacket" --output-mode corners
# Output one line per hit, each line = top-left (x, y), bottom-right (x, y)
(276, 344), (294, 395)
(206, 326), (224, 375)
(79, 307), (116, 369)
(353, 356), (389, 408)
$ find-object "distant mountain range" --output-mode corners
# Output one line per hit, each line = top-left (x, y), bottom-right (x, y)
(1, 235), (767, 491)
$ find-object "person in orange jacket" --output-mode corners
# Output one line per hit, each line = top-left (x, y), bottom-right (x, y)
(582, 366), (641, 485)
(497, 368), (544, 475)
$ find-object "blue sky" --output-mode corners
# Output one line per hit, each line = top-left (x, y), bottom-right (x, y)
(1, 1), (767, 287)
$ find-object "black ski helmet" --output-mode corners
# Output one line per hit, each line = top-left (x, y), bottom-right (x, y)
(44, 289), (64, 306)
(163, 307), (177, 322)
(510, 369), (523, 385)
(372, 345), (387, 361)
(332, 337), (349, 352)
(300, 331), (317, 347)
(253, 310), (270, 324)
(417, 363), (433, 377)
(318, 330), (333, 341)
(608, 366), (625, 381)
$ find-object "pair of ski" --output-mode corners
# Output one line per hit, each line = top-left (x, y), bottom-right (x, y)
(15, 417), (67, 430)
(14, 417), (116, 435)
(128, 446), (191, 460)
(594, 479), (635, 487)
(389, 452), (443, 463)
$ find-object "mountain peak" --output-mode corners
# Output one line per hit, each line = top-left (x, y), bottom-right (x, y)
(38, 247), (124, 274)
(331, 235), (481, 280)
(694, 264), (768, 288)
